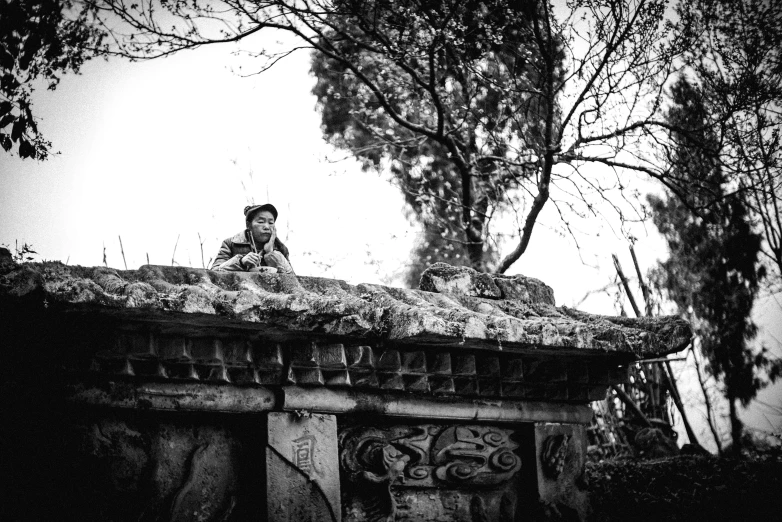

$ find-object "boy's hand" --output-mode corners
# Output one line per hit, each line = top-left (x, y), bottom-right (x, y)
(241, 252), (262, 268)
(263, 224), (276, 254)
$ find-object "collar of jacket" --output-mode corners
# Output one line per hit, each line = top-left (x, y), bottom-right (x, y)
(229, 230), (252, 246)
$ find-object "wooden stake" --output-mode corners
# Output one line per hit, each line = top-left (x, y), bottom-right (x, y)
(118, 235), (128, 270)
(171, 234), (180, 266)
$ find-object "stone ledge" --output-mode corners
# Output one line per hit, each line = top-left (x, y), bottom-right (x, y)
(0, 254), (691, 357)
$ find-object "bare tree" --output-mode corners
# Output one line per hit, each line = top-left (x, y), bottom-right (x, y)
(675, 0), (782, 290)
(85, 0), (706, 273)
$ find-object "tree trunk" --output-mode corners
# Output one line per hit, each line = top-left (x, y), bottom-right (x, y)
(728, 393), (743, 454)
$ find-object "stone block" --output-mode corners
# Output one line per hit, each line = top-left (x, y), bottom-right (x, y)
(318, 344), (347, 369)
(476, 355), (500, 377)
(378, 372), (404, 390)
(222, 338), (251, 364)
(347, 369), (378, 388)
(525, 358), (567, 383)
(402, 350), (427, 373)
(323, 369), (350, 386)
(377, 349), (402, 371)
(345, 345), (374, 368)
(190, 338), (224, 363)
(290, 342), (319, 367)
(534, 423), (589, 521)
(493, 274), (556, 305)
(429, 375), (455, 394)
(426, 352), (452, 374)
(452, 354), (476, 375)
(252, 342), (284, 368)
(266, 412), (340, 522)
(159, 336), (190, 360)
(453, 376), (478, 395)
(419, 262), (502, 298)
(503, 358), (524, 381)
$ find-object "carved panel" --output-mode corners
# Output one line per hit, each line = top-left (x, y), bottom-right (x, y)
(73, 328), (615, 401)
(535, 423), (589, 521)
(340, 424), (521, 488)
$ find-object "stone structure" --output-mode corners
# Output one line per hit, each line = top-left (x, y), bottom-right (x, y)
(0, 252), (691, 521)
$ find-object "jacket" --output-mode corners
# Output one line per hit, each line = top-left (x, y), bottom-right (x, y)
(210, 230), (293, 273)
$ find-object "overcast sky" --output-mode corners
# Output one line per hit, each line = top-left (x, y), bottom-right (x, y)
(0, 30), (778, 447)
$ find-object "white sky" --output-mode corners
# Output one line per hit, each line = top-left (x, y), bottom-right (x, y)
(0, 31), (779, 446)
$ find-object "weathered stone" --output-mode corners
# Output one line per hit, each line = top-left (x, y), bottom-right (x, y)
(60, 415), (241, 521)
(535, 423), (590, 521)
(340, 423), (525, 522)
(634, 427), (680, 459)
(419, 262), (503, 298)
(0, 260), (692, 357)
(266, 412), (340, 522)
(493, 272), (556, 305)
(2, 255), (696, 522)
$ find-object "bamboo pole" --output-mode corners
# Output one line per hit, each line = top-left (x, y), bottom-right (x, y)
(662, 360), (698, 444)
(611, 385), (652, 427)
(612, 253), (642, 318)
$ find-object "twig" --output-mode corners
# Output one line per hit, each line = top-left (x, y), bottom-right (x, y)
(118, 235), (128, 270)
(102, 243), (107, 267)
(198, 233), (206, 269)
(171, 234), (180, 266)
(146, 252), (150, 265)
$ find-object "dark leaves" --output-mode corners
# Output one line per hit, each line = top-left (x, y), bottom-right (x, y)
(11, 119), (23, 142)
(18, 137), (34, 158)
(0, 0), (106, 160)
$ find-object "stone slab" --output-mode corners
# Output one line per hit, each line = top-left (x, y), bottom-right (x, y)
(266, 412), (340, 522)
(535, 422), (590, 521)
(0, 256), (692, 358)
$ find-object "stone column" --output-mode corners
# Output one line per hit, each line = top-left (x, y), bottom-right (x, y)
(534, 422), (589, 521)
(266, 412), (341, 522)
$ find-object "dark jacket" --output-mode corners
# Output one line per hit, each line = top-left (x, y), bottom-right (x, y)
(210, 231), (293, 273)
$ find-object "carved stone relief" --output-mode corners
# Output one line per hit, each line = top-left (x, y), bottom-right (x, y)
(341, 424), (521, 488)
(340, 424), (523, 522)
(535, 423), (589, 521)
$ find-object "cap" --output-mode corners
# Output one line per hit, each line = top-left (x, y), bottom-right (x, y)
(244, 203), (278, 221)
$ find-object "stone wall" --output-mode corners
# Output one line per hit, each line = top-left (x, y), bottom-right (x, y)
(0, 253), (691, 521)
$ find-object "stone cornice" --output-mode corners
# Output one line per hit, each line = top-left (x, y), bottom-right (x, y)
(0, 256), (691, 357)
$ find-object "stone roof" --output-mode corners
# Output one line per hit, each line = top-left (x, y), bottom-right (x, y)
(0, 252), (691, 358)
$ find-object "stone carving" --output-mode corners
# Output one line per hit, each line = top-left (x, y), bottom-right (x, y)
(341, 424), (523, 522)
(292, 434), (320, 475)
(536, 424), (589, 521)
(341, 425), (521, 488)
(267, 412), (341, 522)
(84, 332), (615, 401)
(542, 433), (571, 479)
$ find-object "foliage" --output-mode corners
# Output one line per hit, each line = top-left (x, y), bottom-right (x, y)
(87, 0), (693, 274)
(676, 0), (782, 289)
(649, 77), (781, 452)
(587, 454), (782, 522)
(309, 0), (558, 274)
(0, 0), (106, 160)
(0, 241), (38, 262)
